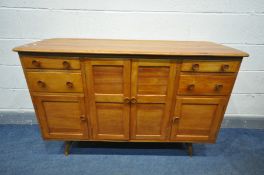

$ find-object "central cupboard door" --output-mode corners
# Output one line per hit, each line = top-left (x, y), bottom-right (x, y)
(131, 60), (177, 140)
(85, 59), (130, 140)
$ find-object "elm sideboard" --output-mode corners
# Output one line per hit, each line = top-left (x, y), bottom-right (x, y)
(13, 38), (249, 156)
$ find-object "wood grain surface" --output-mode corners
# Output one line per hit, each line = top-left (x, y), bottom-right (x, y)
(13, 38), (249, 57)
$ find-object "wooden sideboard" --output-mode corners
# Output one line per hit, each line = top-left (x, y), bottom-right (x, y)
(13, 39), (248, 156)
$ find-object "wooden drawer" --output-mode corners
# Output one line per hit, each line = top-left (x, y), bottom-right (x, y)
(21, 57), (80, 70)
(178, 74), (236, 95)
(27, 71), (83, 93)
(181, 60), (240, 73)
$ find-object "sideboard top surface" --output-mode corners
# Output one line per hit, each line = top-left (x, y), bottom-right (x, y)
(13, 38), (249, 57)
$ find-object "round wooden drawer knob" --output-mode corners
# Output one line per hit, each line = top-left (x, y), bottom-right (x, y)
(215, 84), (223, 91)
(221, 64), (230, 72)
(63, 61), (71, 69)
(66, 82), (74, 88)
(32, 60), (41, 67)
(187, 84), (195, 91)
(37, 80), (46, 88)
(192, 64), (199, 71)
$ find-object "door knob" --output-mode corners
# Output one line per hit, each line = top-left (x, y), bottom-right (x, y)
(123, 97), (130, 104)
(131, 97), (137, 104)
(172, 116), (180, 123)
(80, 115), (86, 121)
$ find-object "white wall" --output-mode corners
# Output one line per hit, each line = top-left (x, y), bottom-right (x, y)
(0, 0), (264, 118)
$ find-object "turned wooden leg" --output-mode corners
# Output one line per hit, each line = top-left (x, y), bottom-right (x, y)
(64, 141), (73, 156)
(187, 143), (193, 157)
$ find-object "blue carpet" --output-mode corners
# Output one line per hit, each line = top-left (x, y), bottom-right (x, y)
(0, 125), (263, 175)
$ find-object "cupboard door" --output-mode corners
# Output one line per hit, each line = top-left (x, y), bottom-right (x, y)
(130, 60), (176, 140)
(170, 97), (226, 142)
(34, 95), (88, 140)
(85, 60), (130, 140)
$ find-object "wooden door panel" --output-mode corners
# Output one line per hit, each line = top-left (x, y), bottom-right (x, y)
(95, 103), (129, 140)
(131, 104), (166, 139)
(43, 102), (82, 133)
(131, 60), (176, 140)
(170, 97), (226, 142)
(93, 66), (124, 94)
(34, 95), (88, 140)
(137, 66), (170, 95)
(85, 59), (130, 140)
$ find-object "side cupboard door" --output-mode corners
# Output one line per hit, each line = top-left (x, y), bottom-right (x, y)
(170, 97), (226, 142)
(33, 94), (88, 140)
(85, 59), (130, 140)
(130, 60), (177, 140)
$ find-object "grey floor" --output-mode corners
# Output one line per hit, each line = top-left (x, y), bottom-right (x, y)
(0, 125), (263, 175)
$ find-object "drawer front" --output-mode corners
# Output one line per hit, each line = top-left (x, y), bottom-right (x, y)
(27, 72), (83, 92)
(178, 74), (236, 95)
(21, 57), (80, 70)
(181, 60), (240, 73)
